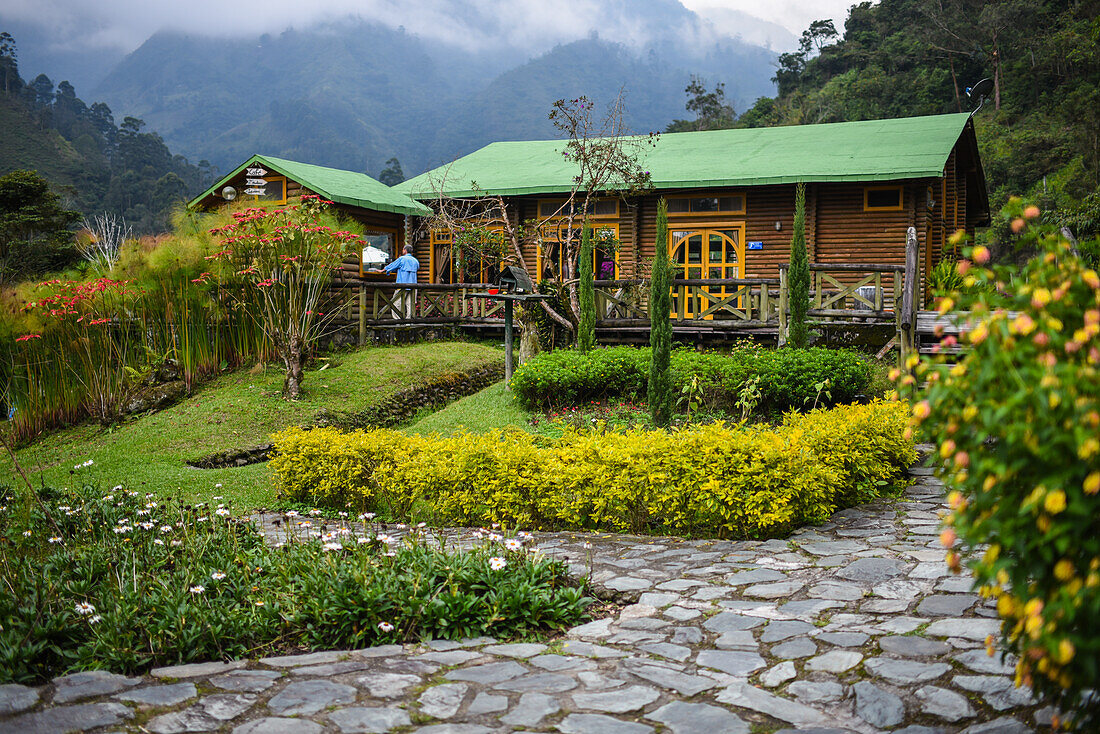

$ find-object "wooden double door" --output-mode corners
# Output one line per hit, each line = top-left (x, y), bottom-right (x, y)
(670, 224), (745, 318)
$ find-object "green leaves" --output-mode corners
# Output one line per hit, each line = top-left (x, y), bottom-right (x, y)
(1, 482), (587, 683)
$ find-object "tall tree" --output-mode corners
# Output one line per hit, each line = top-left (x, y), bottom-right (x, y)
(0, 31), (19, 95)
(577, 223), (595, 352)
(378, 157), (405, 186)
(0, 170), (80, 286)
(787, 182), (810, 348)
(666, 76), (737, 132)
(648, 199), (673, 427)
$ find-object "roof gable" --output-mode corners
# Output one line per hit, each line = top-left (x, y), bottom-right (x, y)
(398, 113), (978, 199)
(189, 155), (432, 217)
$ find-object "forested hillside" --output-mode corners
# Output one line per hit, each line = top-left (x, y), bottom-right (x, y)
(90, 16), (777, 178)
(0, 33), (215, 234)
(732, 0), (1099, 229)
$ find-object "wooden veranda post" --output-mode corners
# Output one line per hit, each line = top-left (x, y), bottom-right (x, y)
(778, 267), (789, 347)
(900, 226), (919, 362)
(504, 299), (514, 384)
(358, 285), (366, 345)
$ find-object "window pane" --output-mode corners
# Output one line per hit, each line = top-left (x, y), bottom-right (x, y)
(718, 195), (743, 212)
(687, 234), (703, 263)
(591, 200), (617, 216)
(255, 178), (284, 201)
(690, 197), (719, 212)
(708, 232), (723, 262)
(540, 201), (562, 218)
(867, 188), (902, 209)
(667, 198), (690, 213)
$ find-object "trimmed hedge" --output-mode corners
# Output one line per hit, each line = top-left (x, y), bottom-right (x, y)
(271, 400), (915, 539)
(510, 346), (872, 414)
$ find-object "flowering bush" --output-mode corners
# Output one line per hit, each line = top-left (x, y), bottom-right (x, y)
(511, 345), (872, 415)
(272, 400), (914, 537)
(15, 278), (143, 427)
(0, 481), (587, 682)
(901, 199), (1100, 726)
(209, 196), (362, 398)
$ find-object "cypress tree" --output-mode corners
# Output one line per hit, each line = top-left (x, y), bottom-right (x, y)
(648, 199), (673, 427)
(577, 221), (596, 353)
(788, 181), (811, 348)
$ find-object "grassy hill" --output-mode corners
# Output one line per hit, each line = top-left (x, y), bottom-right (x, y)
(3, 342), (502, 509)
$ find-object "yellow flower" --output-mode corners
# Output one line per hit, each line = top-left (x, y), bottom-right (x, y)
(997, 594), (1016, 617)
(1085, 472), (1100, 495)
(1079, 438), (1099, 459)
(1057, 638), (1075, 664)
(1031, 288), (1052, 308)
(1054, 559), (1074, 581)
(1044, 490), (1066, 515)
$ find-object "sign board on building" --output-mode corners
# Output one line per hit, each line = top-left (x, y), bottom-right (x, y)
(246, 167), (268, 177)
(747, 241), (764, 250)
(245, 178), (267, 186)
(243, 187), (267, 196)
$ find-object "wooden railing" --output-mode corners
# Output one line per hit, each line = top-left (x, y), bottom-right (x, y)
(347, 246), (920, 360)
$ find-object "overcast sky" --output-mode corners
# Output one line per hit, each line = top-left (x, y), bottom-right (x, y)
(0, 0), (859, 54)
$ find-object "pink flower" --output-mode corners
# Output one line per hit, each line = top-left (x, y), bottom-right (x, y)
(15, 334), (41, 342)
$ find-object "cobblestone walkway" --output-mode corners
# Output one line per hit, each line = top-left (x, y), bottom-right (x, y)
(0, 472), (1052, 733)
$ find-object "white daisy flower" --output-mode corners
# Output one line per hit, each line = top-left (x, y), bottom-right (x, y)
(489, 557), (507, 571)
(215, 508), (231, 517)
(88, 614), (102, 625)
(75, 602), (95, 615)
(377, 621), (394, 632)
(323, 542), (342, 551)
(211, 572), (226, 580)
(49, 536), (63, 544)
(504, 539), (522, 551)
(189, 585), (205, 595)
(160, 525), (173, 533)
(357, 537), (370, 544)
(153, 539), (165, 546)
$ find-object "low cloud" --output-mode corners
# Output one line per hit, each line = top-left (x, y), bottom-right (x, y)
(2, 0), (711, 54)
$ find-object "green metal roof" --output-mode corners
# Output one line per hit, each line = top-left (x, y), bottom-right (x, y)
(398, 113), (977, 199)
(189, 154), (432, 217)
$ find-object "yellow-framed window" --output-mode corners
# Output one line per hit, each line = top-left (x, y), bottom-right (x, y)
(536, 222), (620, 281)
(864, 185), (904, 212)
(537, 198), (619, 220)
(430, 223), (506, 284)
(666, 193), (746, 217)
(359, 228), (401, 276)
(242, 175), (287, 205)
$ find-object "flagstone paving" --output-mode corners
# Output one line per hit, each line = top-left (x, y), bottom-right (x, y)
(0, 470), (1055, 733)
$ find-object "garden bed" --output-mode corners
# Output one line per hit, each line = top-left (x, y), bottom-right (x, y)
(0, 482), (589, 684)
(272, 400), (916, 539)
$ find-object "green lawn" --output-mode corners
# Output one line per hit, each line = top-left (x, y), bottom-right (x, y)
(3, 342), (502, 509)
(407, 381), (534, 436)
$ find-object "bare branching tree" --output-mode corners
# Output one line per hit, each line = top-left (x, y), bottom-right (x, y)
(79, 212), (131, 272)
(416, 90), (658, 334)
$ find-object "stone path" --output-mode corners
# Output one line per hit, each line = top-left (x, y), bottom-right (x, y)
(0, 471), (1054, 733)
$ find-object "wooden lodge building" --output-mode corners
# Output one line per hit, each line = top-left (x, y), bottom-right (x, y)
(188, 154), (432, 266)
(396, 112), (990, 294)
(190, 114), (989, 347)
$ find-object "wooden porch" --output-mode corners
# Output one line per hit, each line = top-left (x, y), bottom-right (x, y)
(334, 262), (923, 357)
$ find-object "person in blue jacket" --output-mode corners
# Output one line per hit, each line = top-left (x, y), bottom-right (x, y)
(381, 244), (419, 318)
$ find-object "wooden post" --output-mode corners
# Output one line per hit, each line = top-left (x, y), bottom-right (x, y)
(504, 298), (514, 387)
(761, 283), (770, 322)
(900, 226), (919, 362)
(358, 286), (366, 345)
(778, 267), (788, 347)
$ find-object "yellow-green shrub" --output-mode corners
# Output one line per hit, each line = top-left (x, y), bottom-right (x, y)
(271, 400), (913, 539)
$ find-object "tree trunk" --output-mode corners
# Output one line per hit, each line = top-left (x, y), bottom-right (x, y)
(284, 338), (305, 399)
(949, 58), (962, 112)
